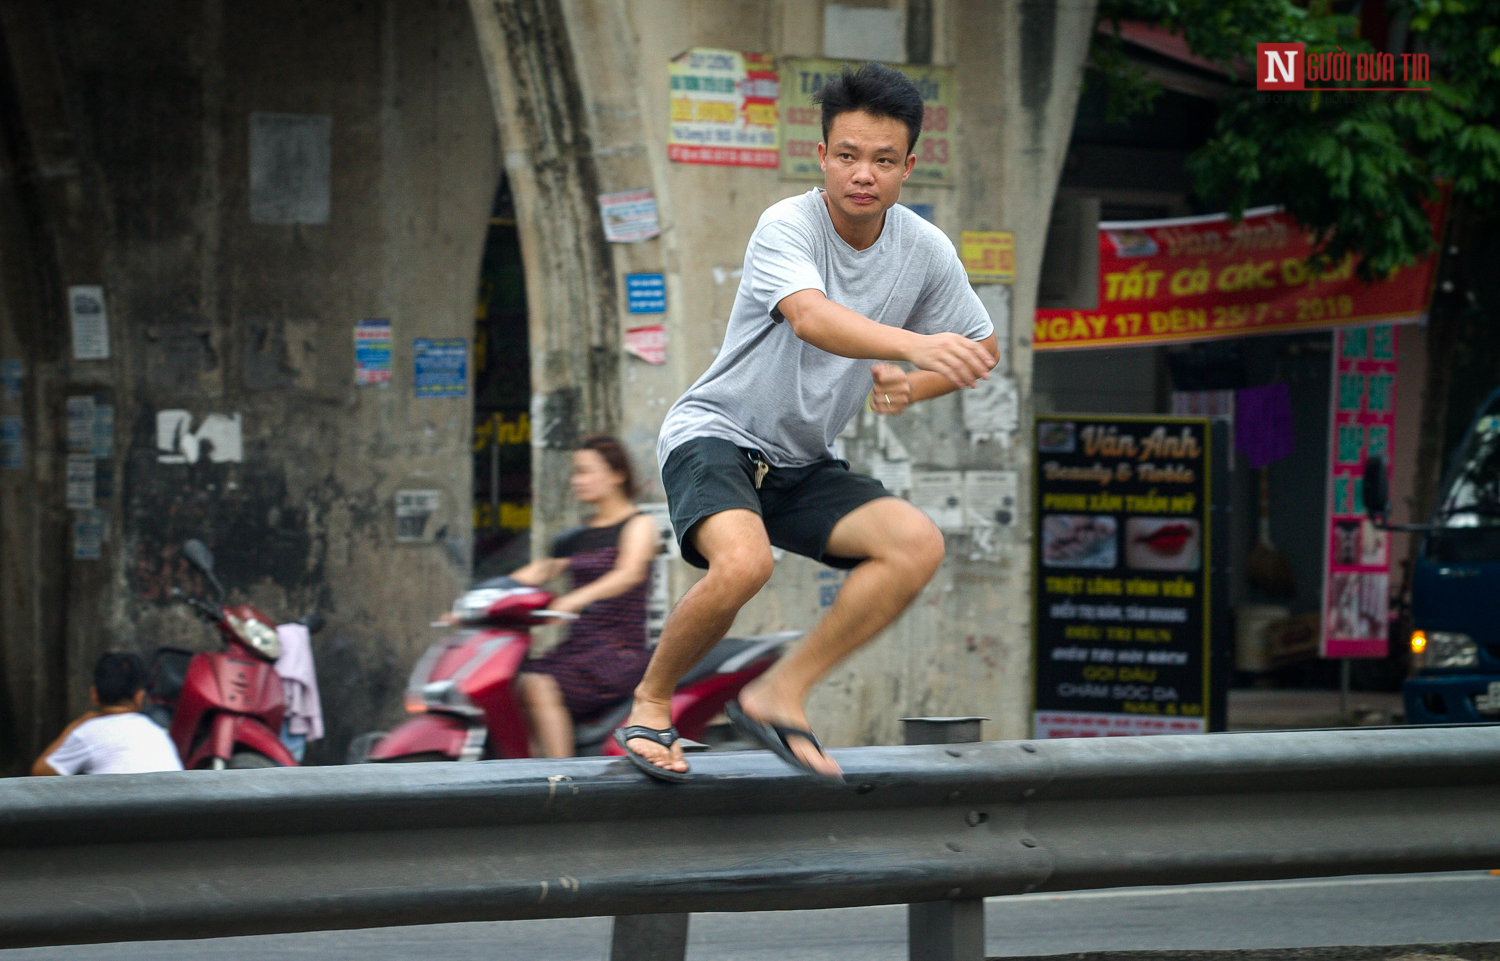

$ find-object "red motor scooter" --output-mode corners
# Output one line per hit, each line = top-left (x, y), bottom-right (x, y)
(144, 539), (298, 770)
(354, 577), (797, 762)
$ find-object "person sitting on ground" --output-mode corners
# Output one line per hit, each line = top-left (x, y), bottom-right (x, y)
(507, 435), (660, 758)
(31, 652), (184, 775)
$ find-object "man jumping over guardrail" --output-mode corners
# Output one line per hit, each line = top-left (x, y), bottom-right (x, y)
(614, 62), (998, 782)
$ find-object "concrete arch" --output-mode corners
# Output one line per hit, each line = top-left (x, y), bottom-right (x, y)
(470, 0), (623, 546)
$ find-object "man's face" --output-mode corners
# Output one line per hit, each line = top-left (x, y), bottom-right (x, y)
(818, 109), (916, 224)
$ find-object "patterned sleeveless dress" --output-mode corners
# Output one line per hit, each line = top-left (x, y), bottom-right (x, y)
(525, 517), (651, 720)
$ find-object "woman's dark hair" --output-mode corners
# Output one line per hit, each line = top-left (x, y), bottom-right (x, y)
(94, 652), (146, 706)
(815, 62), (925, 154)
(579, 434), (637, 499)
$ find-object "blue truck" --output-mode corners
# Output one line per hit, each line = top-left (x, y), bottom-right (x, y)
(1368, 387), (1500, 724)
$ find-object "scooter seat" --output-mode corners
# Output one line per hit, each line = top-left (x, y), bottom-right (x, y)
(676, 631), (799, 687)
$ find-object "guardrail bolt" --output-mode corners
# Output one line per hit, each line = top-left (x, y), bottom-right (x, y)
(1020, 837), (1037, 848)
(1020, 742), (1037, 753)
(965, 811), (988, 827)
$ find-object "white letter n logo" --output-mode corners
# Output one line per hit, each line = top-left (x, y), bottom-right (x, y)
(1265, 50), (1297, 83)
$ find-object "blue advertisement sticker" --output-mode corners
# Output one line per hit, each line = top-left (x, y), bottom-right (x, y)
(413, 338), (467, 398)
(626, 273), (667, 313)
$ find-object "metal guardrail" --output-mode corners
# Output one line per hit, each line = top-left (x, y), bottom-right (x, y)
(3, 723), (1500, 959)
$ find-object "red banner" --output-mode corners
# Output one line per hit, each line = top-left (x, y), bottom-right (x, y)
(1033, 205), (1443, 351)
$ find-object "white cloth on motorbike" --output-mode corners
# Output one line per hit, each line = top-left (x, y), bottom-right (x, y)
(274, 623), (323, 740)
(46, 712), (183, 775)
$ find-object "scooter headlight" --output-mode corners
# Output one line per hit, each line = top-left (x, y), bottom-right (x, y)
(227, 613), (282, 659)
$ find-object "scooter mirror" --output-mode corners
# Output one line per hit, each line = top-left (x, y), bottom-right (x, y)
(183, 539), (215, 573)
(182, 539), (227, 600)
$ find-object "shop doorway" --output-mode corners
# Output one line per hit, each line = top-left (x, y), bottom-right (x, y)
(472, 176), (532, 578)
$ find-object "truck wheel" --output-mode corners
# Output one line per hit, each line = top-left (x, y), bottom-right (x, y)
(228, 751), (278, 769)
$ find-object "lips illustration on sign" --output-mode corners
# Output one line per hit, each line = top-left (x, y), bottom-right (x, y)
(1125, 517), (1201, 572)
(1137, 522), (1193, 556)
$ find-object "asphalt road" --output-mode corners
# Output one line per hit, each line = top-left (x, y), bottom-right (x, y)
(5, 872), (1498, 961)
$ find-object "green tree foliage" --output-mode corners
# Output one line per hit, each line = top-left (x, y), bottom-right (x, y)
(1093, 0), (1500, 281)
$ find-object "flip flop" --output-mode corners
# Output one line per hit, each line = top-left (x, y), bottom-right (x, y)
(725, 701), (844, 783)
(613, 724), (692, 783)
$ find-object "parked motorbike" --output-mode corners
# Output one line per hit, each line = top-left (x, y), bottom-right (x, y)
(352, 576), (797, 762)
(143, 539), (299, 770)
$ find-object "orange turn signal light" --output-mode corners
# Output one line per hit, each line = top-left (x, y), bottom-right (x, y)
(1411, 630), (1427, 654)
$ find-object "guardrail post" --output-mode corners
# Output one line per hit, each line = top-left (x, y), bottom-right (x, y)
(904, 716), (987, 961)
(610, 912), (689, 961)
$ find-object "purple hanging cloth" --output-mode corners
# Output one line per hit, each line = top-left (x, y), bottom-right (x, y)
(1235, 382), (1295, 469)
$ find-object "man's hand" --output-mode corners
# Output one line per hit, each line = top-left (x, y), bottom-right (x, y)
(906, 332), (996, 389)
(870, 363), (912, 415)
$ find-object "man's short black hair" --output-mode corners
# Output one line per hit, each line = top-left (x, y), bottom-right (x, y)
(815, 62), (925, 154)
(94, 652), (146, 706)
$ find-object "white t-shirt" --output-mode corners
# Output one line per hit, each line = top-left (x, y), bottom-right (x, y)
(45, 712), (184, 775)
(657, 189), (994, 468)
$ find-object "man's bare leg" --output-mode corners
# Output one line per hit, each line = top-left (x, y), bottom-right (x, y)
(738, 498), (944, 777)
(623, 509), (774, 774)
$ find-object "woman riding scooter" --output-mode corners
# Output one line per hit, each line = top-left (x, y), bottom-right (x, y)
(507, 435), (659, 758)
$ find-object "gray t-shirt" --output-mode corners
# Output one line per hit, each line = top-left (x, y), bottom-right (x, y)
(657, 189), (994, 469)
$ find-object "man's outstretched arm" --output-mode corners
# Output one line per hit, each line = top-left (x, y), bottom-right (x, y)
(777, 289), (995, 389)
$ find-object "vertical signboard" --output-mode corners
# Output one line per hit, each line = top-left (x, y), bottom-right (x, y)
(779, 59), (954, 185)
(667, 49), (779, 168)
(1034, 415), (1215, 737)
(1320, 325), (1396, 658)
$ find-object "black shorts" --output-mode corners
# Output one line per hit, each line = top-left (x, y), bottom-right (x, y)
(661, 436), (893, 570)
